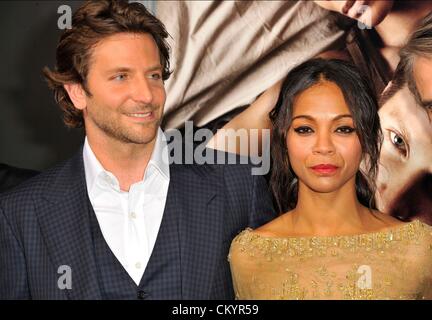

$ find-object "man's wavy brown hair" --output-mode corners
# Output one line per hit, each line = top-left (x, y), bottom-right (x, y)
(43, 0), (171, 128)
(399, 12), (432, 108)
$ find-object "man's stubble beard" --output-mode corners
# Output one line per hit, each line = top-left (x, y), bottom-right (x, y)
(87, 103), (163, 145)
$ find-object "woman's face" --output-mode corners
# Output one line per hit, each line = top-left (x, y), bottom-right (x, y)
(313, 0), (394, 27)
(377, 85), (432, 212)
(286, 81), (363, 194)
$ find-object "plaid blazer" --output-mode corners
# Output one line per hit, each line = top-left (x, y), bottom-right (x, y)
(0, 148), (276, 299)
(0, 164), (39, 194)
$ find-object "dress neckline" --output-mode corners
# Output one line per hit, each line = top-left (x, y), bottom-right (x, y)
(245, 220), (424, 241)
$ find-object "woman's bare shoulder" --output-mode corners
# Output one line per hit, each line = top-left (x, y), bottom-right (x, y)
(370, 210), (406, 228)
(253, 212), (293, 238)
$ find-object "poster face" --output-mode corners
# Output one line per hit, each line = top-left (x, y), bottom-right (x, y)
(0, 1), (431, 221)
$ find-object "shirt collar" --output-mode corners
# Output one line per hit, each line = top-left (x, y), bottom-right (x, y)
(147, 128), (170, 181)
(83, 128), (170, 194)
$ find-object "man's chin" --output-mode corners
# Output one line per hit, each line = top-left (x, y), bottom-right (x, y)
(123, 131), (159, 145)
(108, 125), (159, 145)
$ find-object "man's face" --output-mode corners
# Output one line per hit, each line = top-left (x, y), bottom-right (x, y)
(413, 56), (432, 109)
(377, 85), (432, 213)
(81, 32), (166, 145)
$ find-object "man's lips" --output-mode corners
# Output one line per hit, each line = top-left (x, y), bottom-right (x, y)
(126, 112), (153, 118)
(310, 164), (339, 174)
(124, 111), (156, 121)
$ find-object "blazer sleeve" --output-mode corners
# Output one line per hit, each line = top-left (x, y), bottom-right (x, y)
(0, 202), (30, 299)
(248, 173), (278, 229)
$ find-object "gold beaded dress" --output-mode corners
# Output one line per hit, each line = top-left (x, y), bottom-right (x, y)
(228, 220), (432, 300)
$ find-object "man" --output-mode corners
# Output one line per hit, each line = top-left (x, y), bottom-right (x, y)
(400, 12), (432, 110)
(0, 164), (38, 193)
(0, 0), (276, 299)
(380, 11), (432, 224)
(376, 63), (432, 220)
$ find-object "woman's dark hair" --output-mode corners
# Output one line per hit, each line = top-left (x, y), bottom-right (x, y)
(269, 58), (382, 213)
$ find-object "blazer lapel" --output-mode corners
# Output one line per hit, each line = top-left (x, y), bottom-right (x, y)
(34, 150), (101, 299)
(172, 163), (224, 299)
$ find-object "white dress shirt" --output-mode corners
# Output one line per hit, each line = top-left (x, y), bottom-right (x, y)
(83, 128), (170, 285)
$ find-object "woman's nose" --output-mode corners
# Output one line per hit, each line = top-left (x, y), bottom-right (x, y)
(312, 131), (336, 155)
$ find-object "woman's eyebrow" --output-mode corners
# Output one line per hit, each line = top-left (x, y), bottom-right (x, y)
(292, 115), (314, 121)
(333, 114), (353, 121)
(291, 114), (352, 121)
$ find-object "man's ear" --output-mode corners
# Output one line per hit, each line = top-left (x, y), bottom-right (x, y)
(63, 83), (87, 110)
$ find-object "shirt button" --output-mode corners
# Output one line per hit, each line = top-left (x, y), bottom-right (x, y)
(130, 212), (136, 219)
(137, 290), (149, 300)
(135, 262), (142, 269)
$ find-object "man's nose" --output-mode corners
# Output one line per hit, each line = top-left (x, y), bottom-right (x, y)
(132, 77), (153, 104)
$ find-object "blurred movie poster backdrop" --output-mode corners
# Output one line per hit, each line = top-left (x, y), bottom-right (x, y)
(0, 1), (430, 221)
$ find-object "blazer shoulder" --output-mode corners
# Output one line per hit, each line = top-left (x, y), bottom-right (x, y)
(0, 154), (80, 207)
(0, 163), (39, 192)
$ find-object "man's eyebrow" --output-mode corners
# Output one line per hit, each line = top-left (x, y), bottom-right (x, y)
(388, 109), (411, 140)
(291, 114), (352, 121)
(105, 67), (132, 74)
(421, 99), (432, 110)
(421, 100), (432, 122)
(104, 65), (162, 74)
(146, 65), (163, 72)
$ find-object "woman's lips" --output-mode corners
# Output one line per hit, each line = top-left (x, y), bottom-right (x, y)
(310, 164), (339, 175)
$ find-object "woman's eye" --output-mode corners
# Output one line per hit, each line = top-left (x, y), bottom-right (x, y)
(293, 126), (313, 134)
(389, 130), (408, 157)
(335, 126), (356, 134)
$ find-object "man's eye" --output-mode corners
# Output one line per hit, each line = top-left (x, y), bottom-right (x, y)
(335, 126), (356, 134)
(113, 74), (127, 81)
(293, 126), (313, 134)
(389, 130), (408, 157)
(150, 73), (162, 80)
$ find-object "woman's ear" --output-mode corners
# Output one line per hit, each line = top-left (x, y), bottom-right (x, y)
(63, 83), (87, 110)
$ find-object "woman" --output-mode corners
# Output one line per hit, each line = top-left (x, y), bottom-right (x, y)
(228, 59), (432, 300)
